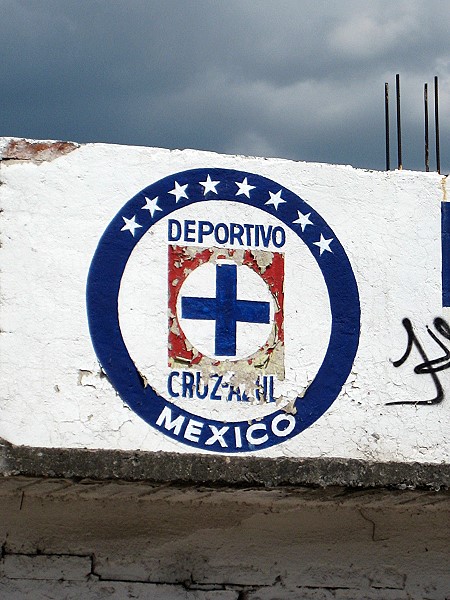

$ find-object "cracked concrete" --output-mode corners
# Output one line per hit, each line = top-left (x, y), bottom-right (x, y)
(0, 477), (448, 599)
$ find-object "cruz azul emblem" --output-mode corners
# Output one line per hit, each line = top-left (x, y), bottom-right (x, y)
(87, 169), (360, 452)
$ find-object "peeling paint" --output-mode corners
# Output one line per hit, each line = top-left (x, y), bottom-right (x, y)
(441, 175), (448, 202)
(77, 369), (112, 391)
(77, 370), (93, 387)
(167, 245), (285, 385)
(136, 368), (149, 388)
(164, 242), (287, 410)
(1, 138), (449, 462)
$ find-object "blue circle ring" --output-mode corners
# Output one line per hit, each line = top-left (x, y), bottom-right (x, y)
(87, 168), (360, 452)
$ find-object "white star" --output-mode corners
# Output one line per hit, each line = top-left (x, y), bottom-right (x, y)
(121, 215), (142, 237)
(265, 190), (286, 210)
(292, 210), (313, 231)
(169, 181), (188, 203)
(235, 177), (256, 198)
(313, 234), (333, 255)
(141, 196), (162, 218)
(199, 174), (220, 194)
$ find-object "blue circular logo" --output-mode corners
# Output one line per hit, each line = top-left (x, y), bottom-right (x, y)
(87, 168), (360, 452)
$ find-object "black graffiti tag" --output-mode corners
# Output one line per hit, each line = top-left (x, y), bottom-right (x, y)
(388, 317), (450, 405)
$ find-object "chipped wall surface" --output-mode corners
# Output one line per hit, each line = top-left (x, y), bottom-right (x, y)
(1, 137), (449, 461)
(0, 480), (449, 600)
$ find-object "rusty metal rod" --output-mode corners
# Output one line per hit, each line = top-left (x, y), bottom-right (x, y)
(424, 83), (429, 172)
(385, 82), (390, 170)
(434, 75), (440, 174)
(396, 74), (402, 170)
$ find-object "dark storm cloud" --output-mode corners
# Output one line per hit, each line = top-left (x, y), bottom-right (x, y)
(1, 0), (449, 172)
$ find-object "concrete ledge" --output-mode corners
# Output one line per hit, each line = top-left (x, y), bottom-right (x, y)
(0, 442), (448, 490)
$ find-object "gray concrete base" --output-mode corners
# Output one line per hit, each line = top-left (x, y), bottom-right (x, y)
(1, 441), (449, 490)
(1, 443), (449, 598)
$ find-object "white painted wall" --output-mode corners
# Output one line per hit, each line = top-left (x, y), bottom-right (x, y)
(1, 138), (449, 462)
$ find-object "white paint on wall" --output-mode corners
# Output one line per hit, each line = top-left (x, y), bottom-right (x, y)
(1, 138), (449, 462)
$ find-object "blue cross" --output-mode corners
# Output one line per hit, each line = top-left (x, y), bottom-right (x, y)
(181, 264), (271, 356)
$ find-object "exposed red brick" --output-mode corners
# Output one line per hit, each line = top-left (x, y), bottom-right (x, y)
(2, 138), (79, 162)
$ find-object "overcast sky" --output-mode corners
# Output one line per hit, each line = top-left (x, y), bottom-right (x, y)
(1, 0), (449, 173)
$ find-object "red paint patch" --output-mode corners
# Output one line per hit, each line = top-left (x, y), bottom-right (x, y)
(168, 245), (213, 366)
(243, 250), (284, 344)
(168, 245), (284, 375)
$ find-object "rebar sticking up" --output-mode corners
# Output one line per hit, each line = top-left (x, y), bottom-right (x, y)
(396, 74), (402, 170)
(434, 76), (440, 174)
(424, 83), (429, 172)
(385, 82), (390, 171)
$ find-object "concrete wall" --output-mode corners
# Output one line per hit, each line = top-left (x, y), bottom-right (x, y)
(1, 139), (449, 598)
(1, 138), (449, 462)
(0, 479), (449, 600)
